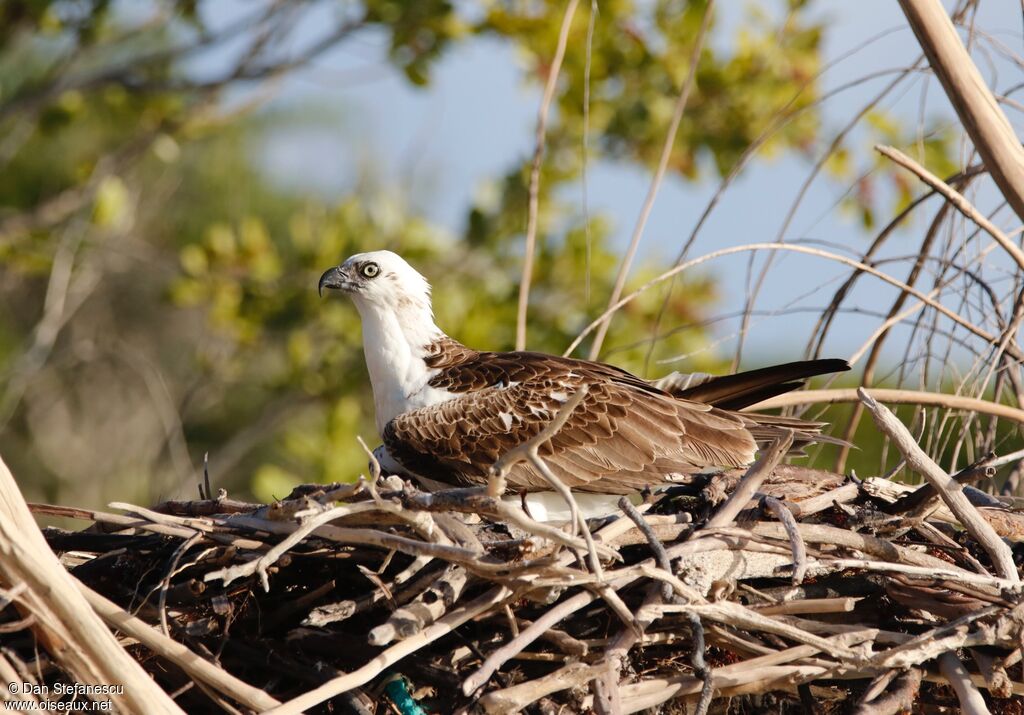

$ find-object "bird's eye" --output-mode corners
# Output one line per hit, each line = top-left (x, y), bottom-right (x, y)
(361, 262), (380, 278)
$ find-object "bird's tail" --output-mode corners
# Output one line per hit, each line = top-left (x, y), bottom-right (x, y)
(742, 412), (851, 453)
(656, 358), (851, 454)
(654, 358), (850, 410)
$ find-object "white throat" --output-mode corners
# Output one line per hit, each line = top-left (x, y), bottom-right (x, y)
(351, 296), (446, 432)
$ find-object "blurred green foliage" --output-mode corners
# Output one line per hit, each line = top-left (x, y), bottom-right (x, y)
(0, 0), (961, 505)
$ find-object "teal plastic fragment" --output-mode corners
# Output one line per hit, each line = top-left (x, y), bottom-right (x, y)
(383, 674), (428, 715)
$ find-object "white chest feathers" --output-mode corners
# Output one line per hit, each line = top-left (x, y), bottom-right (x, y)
(370, 371), (456, 434)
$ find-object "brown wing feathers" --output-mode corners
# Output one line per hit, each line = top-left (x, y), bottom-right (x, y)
(385, 344), (848, 493)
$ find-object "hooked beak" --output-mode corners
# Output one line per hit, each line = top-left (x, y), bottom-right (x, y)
(318, 266), (354, 297)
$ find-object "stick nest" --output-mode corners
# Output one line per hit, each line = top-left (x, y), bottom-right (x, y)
(10, 448), (1024, 715)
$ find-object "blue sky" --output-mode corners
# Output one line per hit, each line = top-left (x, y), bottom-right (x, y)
(194, 1), (1023, 370)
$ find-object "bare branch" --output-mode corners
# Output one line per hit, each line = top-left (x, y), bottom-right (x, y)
(858, 388), (1018, 582)
(515, 0), (582, 351)
(898, 0), (1024, 221)
(587, 0), (716, 359)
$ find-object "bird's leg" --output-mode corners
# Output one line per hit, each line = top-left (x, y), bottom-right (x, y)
(519, 489), (535, 521)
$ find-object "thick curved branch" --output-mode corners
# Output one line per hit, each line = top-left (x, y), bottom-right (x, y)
(748, 388), (1024, 427)
(898, 0), (1024, 221)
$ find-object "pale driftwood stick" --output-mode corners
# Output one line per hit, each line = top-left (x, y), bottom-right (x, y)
(32, 501), (214, 540)
(747, 522), (957, 571)
(591, 660), (622, 715)
(705, 431), (794, 529)
(762, 496), (806, 586)
(462, 590), (595, 696)
(652, 602), (862, 660)
(110, 500), (230, 533)
(922, 671), (1024, 697)
(192, 679), (243, 715)
(972, 649), (1013, 699)
(465, 510), (659, 698)
(723, 630), (879, 672)
(937, 651), (992, 715)
(588, 580), (643, 641)
(753, 597), (860, 616)
(268, 586), (515, 715)
(752, 388), (1024, 425)
(204, 503), (383, 590)
(990, 447), (1024, 469)
(355, 435), (382, 491)
(303, 558), (439, 627)
(858, 388), (1019, 582)
(788, 481), (860, 518)
(914, 520), (991, 575)
(0, 648), (37, 705)
(367, 564), (468, 646)
(213, 513), (515, 576)
(729, 628), (882, 673)
(869, 606), (1004, 670)
(863, 478), (1024, 538)
(619, 518), (955, 571)
(595, 632), (877, 714)
(478, 662), (607, 715)
(636, 565), (705, 604)
(857, 670), (898, 706)
(516, 618), (588, 655)
(814, 558), (1012, 592)
(0, 456), (184, 714)
(584, 665), (829, 713)
(507, 651), (569, 663)
(778, 612), (1015, 662)
(851, 668), (921, 715)
(78, 584), (281, 711)
(594, 586), (665, 715)
(896, 0), (1024, 223)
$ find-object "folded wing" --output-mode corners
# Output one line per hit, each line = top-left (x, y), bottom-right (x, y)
(384, 370), (757, 494)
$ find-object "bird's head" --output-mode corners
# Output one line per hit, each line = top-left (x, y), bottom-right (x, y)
(318, 250), (433, 314)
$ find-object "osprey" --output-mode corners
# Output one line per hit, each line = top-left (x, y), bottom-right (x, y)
(319, 250), (848, 496)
